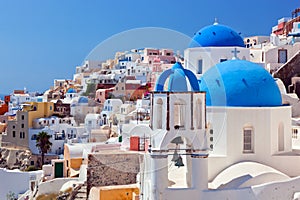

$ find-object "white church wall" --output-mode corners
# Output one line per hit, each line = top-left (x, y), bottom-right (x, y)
(202, 176), (300, 200)
(184, 48), (212, 79)
(207, 107), (227, 156)
(249, 48), (264, 64)
(203, 187), (256, 200)
(226, 107), (272, 158)
(184, 47), (250, 79)
(209, 47), (250, 63)
(207, 106), (296, 181)
(269, 106), (292, 154)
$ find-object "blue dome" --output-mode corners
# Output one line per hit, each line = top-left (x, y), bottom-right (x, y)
(189, 23), (245, 48)
(199, 60), (282, 107)
(67, 88), (77, 93)
(78, 96), (88, 104)
(155, 62), (200, 92)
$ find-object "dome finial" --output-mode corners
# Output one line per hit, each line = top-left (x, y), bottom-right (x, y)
(213, 17), (218, 25)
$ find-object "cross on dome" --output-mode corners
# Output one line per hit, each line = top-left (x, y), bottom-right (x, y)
(231, 47), (240, 60)
(213, 18), (218, 25)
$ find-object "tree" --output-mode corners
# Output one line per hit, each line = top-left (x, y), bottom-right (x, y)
(82, 83), (96, 98)
(6, 191), (16, 200)
(36, 131), (52, 167)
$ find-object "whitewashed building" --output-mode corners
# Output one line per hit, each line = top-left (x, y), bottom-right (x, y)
(100, 99), (123, 126)
(184, 21), (249, 79)
(140, 23), (300, 200)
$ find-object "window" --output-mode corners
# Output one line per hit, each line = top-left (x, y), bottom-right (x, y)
(50, 106), (52, 110)
(31, 134), (37, 140)
(278, 49), (287, 63)
(243, 127), (254, 153)
(21, 123), (24, 128)
(278, 122), (284, 151)
(21, 115), (24, 120)
(293, 128), (298, 139)
(20, 132), (22, 138)
(12, 131), (15, 138)
(220, 58), (227, 62)
(12, 125), (15, 129)
(197, 59), (203, 74)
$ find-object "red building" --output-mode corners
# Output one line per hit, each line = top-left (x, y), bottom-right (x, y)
(0, 96), (10, 115)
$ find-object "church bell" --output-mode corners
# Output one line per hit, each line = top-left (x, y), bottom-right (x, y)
(174, 155), (184, 167)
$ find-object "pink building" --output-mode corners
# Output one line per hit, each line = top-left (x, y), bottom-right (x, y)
(143, 48), (176, 65)
(95, 88), (114, 104)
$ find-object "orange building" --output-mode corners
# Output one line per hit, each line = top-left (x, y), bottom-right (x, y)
(0, 96), (9, 115)
(125, 81), (150, 101)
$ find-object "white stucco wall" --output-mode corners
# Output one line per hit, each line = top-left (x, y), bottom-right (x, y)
(184, 47), (250, 79)
(28, 128), (64, 155)
(203, 176), (300, 200)
(206, 106), (299, 181)
(265, 42), (300, 72)
(0, 168), (42, 200)
(36, 177), (77, 197)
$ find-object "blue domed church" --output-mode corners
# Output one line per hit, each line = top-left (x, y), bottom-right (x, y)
(184, 21), (250, 79)
(142, 22), (300, 200)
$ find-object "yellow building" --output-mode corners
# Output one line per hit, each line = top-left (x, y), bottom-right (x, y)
(64, 143), (84, 177)
(23, 102), (54, 128)
(89, 184), (139, 200)
(1, 102), (54, 149)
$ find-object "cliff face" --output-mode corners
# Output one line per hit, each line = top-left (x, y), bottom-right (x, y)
(0, 148), (32, 170)
(274, 51), (300, 96)
(86, 152), (143, 196)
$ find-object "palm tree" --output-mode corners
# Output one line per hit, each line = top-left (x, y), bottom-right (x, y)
(36, 131), (52, 167)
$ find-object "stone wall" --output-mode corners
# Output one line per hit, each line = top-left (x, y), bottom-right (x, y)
(87, 151), (143, 195)
(0, 148), (31, 170)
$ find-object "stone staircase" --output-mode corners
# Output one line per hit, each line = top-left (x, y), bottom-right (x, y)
(70, 183), (87, 200)
(274, 50), (300, 91)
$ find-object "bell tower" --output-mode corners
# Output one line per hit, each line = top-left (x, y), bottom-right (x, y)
(144, 62), (209, 200)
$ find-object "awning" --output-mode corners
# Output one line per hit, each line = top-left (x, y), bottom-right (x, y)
(70, 168), (80, 177)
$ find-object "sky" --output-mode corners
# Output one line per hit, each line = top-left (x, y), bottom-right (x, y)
(0, 0), (299, 95)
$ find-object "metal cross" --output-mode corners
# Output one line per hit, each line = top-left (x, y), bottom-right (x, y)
(231, 47), (240, 59)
